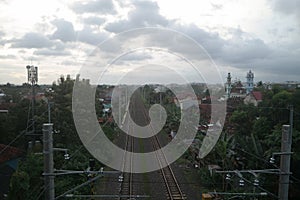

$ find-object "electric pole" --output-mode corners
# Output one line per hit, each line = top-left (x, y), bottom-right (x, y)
(278, 105), (293, 200)
(43, 123), (55, 200)
(42, 122), (122, 199)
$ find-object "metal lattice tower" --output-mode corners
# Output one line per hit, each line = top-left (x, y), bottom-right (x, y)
(26, 65), (38, 147)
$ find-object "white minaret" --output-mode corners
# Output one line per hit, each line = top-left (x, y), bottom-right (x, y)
(246, 70), (254, 94)
(226, 72), (232, 98)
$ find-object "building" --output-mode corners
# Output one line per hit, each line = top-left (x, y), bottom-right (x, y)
(0, 89), (6, 103)
(0, 144), (24, 198)
(230, 80), (246, 98)
(244, 91), (263, 106)
(225, 70), (255, 98)
(246, 70), (254, 94)
(225, 73), (232, 98)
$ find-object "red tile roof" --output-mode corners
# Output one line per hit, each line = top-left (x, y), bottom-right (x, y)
(0, 144), (24, 164)
(252, 91), (262, 101)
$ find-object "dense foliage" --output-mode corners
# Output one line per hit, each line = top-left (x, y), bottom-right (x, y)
(1, 76), (112, 199)
(198, 86), (300, 199)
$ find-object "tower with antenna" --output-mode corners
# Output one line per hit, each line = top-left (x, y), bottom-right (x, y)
(246, 70), (254, 94)
(26, 65), (38, 147)
(225, 72), (232, 98)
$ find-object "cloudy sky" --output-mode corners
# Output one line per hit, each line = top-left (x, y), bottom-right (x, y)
(0, 0), (299, 85)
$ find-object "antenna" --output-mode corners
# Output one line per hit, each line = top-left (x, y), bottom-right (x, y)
(27, 65), (38, 84)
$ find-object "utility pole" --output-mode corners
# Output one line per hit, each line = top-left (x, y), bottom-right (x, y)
(89, 158), (96, 200)
(278, 105), (293, 200)
(47, 100), (51, 123)
(43, 123), (55, 200)
(42, 122), (121, 199)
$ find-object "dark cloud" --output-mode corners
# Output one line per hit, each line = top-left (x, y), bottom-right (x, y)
(48, 18), (108, 46)
(70, 0), (116, 14)
(254, 49), (300, 74)
(105, 1), (170, 32)
(270, 0), (300, 15)
(221, 37), (271, 64)
(51, 19), (76, 42)
(76, 26), (109, 45)
(104, 1), (274, 70)
(10, 32), (54, 49)
(170, 23), (224, 58)
(2, 0), (298, 83)
(32, 39), (70, 56)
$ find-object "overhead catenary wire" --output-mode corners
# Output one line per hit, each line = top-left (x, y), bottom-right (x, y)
(0, 101), (52, 156)
(55, 173), (104, 199)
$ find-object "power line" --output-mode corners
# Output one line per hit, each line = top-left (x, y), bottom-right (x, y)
(0, 97), (32, 156)
(0, 97), (56, 156)
(36, 186), (46, 200)
(55, 173), (103, 199)
(0, 130), (26, 155)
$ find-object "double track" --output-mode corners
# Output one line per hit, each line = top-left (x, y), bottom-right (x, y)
(119, 90), (186, 200)
(138, 92), (186, 200)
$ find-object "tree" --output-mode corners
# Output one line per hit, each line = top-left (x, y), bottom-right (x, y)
(271, 90), (292, 123)
(257, 81), (263, 87)
(9, 153), (43, 200)
(230, 104), (257, 135)
(8, 171), (30, 200)
(252, 117), (272, 140)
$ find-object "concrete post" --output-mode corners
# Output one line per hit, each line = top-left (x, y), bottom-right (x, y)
(278, 125), (292, 200)
(43, 123), (55, 200)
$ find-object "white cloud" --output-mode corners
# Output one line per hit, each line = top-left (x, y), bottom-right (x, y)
(33, 49), (71, 56)
(82, 16), (106, 25)
(0, 30), (4, 37)
(70, 0), (116, 14)
(0, 0), (299, 84)
(0, 54), (16, 59)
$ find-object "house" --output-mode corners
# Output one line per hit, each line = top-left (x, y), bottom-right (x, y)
(0, 89), (6, 103)
(244, 91), (262, 106)
(23, 92), (46, 101)
(0, 144), (24, 198)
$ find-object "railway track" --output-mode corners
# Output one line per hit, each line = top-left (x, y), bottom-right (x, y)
(118, 89), (186, 199)
(136, 91), (187, 200)
(119, 123), (134, 199)
(151, 135), (186, 200)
